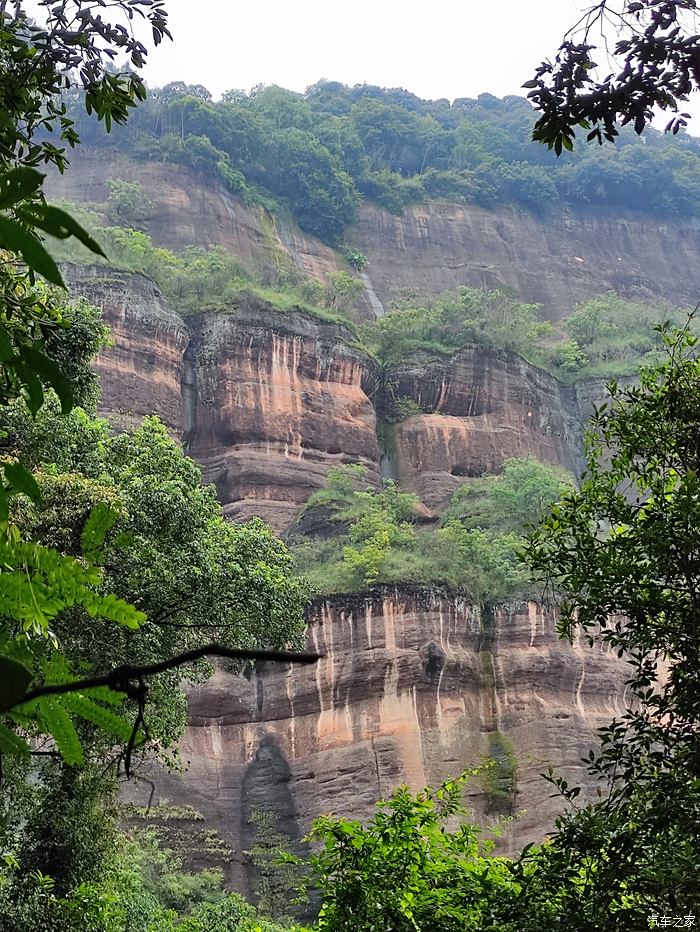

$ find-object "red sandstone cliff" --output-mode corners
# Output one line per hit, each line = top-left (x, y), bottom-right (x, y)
(182, 299), (380, 529)
(70, 266), (590, 529)
(61, 222), (634, 890)
(123, 589), (630, 892)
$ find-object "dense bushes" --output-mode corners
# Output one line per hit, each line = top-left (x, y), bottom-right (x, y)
(364, 286), (690, 381)
(49, 200), (362, 322)
(290, 458), (573, 600)
(360, 287), (546, 364)
(0, 821), (289, 931)
(67, 80), (700, 243)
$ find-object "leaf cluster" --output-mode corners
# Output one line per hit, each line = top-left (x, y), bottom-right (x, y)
(527, 1), (700, 152)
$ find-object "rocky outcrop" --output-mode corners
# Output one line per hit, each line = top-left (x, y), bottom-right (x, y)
(183, 299), (381, 530)
(351, 201), (700, 320)
(48, 150), (700, 320)
(126, 588), (629, 890)
(75, 270), (599, 527)
(64, 265), (188, 434)
(45, 151), (369, 306)
(386, 347), (582, 510)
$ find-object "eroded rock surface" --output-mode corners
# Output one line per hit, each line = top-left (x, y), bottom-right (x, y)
(353, 201), (700, 319)
(65, 265), (188, 434)
(76, 271), (603, 528)
(126, 589), (629, 889)
(388, 347), (583, 510)
(183, 300), (381, 530)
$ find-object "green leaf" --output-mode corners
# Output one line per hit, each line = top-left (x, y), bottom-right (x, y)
(81, 501), (119, 562)
(0, 216), (64, 286)
(0, 656), (32, 712)
(0, 325), (13, 363)
(14, 361), (45, 416)
(19, 204), (106, 258)
(0, 721), (30, 757)
(38, 698), (84, 765)
(0, 168), (44, 210)
(61, 694), (133, 742)
(21, 347), (74, 414)
(78, 685), (126, 707)
(3, 462), (41, 503)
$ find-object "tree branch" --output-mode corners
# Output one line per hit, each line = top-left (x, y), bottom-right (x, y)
(20, 644), (320, 706)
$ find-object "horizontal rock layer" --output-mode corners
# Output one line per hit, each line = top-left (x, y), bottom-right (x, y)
(389, 347), (582, 511)
(125, 589), (629, 891)
(48, 150), (700, 320)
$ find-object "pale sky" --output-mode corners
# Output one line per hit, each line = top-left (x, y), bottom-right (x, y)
(142, 0), (600, 101)
(138, 0), (700, 128)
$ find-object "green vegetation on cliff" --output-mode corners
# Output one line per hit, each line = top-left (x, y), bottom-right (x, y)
(290, 457), (573, 601)
(364, 286), (693, 382)
(49, 199), (358, 325)
(69, 81), (700, 242)
(53, 192), (689, 384)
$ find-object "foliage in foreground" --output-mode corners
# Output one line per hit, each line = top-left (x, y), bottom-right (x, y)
(303, 775), (514, 932)
(517, 323), (700, 926)
(0, 815), (290, 932)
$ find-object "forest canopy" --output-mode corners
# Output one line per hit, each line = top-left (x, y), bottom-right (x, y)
(66, 80), (700, 242)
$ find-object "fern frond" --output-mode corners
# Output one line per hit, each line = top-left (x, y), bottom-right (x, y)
(42, 654), (72, 686)
(0, 721), (30, 757)
(61, 694), (133, 742)
(38, 698), (83, 765)
(79, 685), (126, 707)
(81, 501), (120, 563)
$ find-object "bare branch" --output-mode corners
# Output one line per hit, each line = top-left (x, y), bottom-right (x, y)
(20, 644), (320, 706)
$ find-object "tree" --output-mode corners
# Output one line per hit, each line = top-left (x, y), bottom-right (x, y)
(513, 323), (700, 927)
(0, 0), (175, 768)
(324, 271), (364, 313)
(105, 179), (155, 228)
(304, 775), (516, 932)
(442, 456), (575, 535)
(529, 0), (700, 151)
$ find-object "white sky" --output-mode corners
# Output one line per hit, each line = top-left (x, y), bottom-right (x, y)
(142, 0), (602, 101)
(138, 0), (700, 129)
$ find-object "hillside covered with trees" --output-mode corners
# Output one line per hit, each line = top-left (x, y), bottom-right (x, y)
(68, 80), (700, 241)
(1, 0), (699, 929)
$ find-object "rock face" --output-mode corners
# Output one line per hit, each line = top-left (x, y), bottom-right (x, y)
(48, 150), (700, 320)
(127, 588), (629, 892)
(78, 272), (594, 529)
(45, 151), (368, 306)
(387, 347), (582, 511)
(183, 299), (380, 529)
(64, 265), (189, 435)
(352, 201), (700, 320)
(56, 163), (650, 892)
